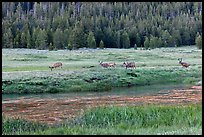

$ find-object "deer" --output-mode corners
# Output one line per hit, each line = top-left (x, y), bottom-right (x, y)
(99, 61), (110, 68)
(123, 62), (136, 69)
(108, 62), (116, 68)
(49, 62), (63, 71)
(99, 61), (116, 68)
(178, 58), (190, 68)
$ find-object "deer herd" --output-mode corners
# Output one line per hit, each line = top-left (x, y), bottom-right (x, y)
(99, 61), (136, 69)
(49, 58), (189, 71)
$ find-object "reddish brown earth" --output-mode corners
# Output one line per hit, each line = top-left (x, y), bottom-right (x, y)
(2, 86), (202, 125)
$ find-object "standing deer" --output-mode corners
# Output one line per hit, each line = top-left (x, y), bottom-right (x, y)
(49, 62), (63, 71)
(99, 61), (116, 68)
(108, 62), (116, 68)
(178, 58), (190, 68)
(123, 62), (136, 69)
(99, 61), (110, 68)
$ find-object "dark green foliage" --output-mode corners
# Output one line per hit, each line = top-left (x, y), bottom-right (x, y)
(144, 37), (150, 49)
(87, 31), (96, 49)
(2, 2), (202, 49)
(69, 22), (86, 49)
(99, 40), (105, 49)
(67, 43), (73, 50)
(2, 115), (49, 135)
(121, 30), (130, 49)
(3, 28), (14, 48)
(195, 34), (202, 49)
(134, 44), (137, 50)
(48, 43), (54, 51)
(53, 28), (64, 49)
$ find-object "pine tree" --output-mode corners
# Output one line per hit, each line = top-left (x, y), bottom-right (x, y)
(149, 36), (158, 49)
(48, 42), (54, 51)
(35, 28), (47, 50)
(195, 34), (202, 49)
(103, 27), (113, 48)
(67, 42), (73, 50)
(69, 22), (86, 49)
(95, 28), (104, 47)
(14, 29), (21, 48)
(128, 27), (137, 47)
(87, 31), (96, 49)
(161, 30), (171, 47)
(3, 28), (13, 48)
(144, 36), (150, 49)
(53, 28), (63, 49)
(99, 40), (105, 49)
(171, 29), (182, 46)
(20, 31), (27, 48)
(135, 33), (141, 47)
(121, 30), (130, 49)
(26, 30), (32, 49)
(116, 31), (121, 48)
(63, 28), (70, 49)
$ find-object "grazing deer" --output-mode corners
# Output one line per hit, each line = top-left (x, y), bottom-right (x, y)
(99, 61), (116, 68)
(99, 61), (110, 68)
(123, 62), (136, 69)
(178, 58), (190, 68)
(49, 62), (63, 71)
(108, 62), (116, 68)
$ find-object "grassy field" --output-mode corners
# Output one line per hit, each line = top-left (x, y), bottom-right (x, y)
(2, 46), (202, 135)
(2, 103), (202, 135)
(2, 46), (202, 94)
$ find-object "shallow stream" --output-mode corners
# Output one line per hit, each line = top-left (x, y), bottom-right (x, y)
(2, 83), (191, 102)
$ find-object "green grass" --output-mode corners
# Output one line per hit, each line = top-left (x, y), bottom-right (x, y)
(2, 66), (202, 94)
(2, 103), (202, 135)
(2, 46), (202, 94)
(71, 104), (202, 128)
(2, 115), (49, 135)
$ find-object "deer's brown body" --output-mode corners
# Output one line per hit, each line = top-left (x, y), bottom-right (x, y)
(108, 63), (116, 68)
(99, 61), (116, 68)
(123, 62), (136, 69)
(178, 58), (190, 68)
(49, 62), (63, 71)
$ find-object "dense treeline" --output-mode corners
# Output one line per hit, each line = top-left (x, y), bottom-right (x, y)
(2, 2), (202, 50)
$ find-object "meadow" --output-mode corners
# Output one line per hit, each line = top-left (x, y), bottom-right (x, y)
(2, 46), (202, 135)
(2, 46), (202, 94)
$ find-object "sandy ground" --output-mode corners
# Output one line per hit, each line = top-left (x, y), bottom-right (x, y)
(2, 86), (202, 125)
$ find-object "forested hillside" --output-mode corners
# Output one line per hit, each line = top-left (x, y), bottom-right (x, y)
(2, 2), (202, 50)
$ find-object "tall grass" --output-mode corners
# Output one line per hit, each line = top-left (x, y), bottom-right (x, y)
(2, 103), (201, 135)
(2, 115), (49, 135)
(71, 104), (202, 128)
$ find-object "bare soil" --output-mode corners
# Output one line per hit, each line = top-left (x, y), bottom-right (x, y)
(2, 86), (202, 125)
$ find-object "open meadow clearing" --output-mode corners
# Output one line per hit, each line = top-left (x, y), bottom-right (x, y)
(2, 46), (202, 135)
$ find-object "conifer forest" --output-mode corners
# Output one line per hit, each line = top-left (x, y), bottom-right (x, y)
(2, 2), (202, 50)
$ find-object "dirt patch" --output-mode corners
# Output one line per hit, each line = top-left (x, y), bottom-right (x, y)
(2, 86), (202, 125)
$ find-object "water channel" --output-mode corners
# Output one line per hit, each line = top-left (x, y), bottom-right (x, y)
(2, 83), (191, 102)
